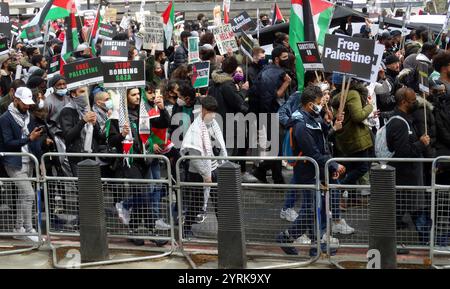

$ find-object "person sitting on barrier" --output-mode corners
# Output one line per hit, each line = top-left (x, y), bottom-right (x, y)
(276, 86), (352, 256)
(180, 96), (227, 237)
(109, 87), (171, 246)
(59, 86), (105, 176)
(0, 87), (52, 243)
(386, 87), (432, 244)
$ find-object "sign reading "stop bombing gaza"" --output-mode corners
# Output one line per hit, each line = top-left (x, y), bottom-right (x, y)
(103, 61), (146, 88)
(322, 34), (375, 80)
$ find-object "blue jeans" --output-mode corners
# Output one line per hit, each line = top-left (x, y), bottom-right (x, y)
(288, 189), (317, 240)
(122, 159), (164, 221)
(283, 176), (298, 210)
(341, 149), (370, 185)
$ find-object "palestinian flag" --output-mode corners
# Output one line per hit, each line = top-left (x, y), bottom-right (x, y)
(223, 1), (230, 24)
(289, 0), (305, 90)
(11, 21), (20, 37)
(20, 0), (73, 38)
(60, 2), (79, 75)
(162, 1), (175, 49)
(89, 5), (103, 56)
(310, 0), (334, 46)
(271, 2), (285, 24)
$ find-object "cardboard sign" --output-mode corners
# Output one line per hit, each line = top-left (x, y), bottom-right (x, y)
(104, 7), (117, 23)
(212, 24), (238, 55)
(0, 38), (8, 56)
(231, 11), (256, 33)
(322, 34), (375, 79)
(240, 32), (255, 60)
(120, 16), (130, 30)
(297, 41), (324, 71)
(174, 11), (185, 28)
(25, 25), (43, 44)
(418, 62), (429, 94)
(47, 54), (61, 78)
(103, 61), (146, 89)
(142, 15), (164, 51)
(98, 23), (117, 40)
(336, 0), (353, 8)
(192, 61), (210, 89)
(0, 3), (11, 39)
(213, 5), (221, 27)
(64, 58), (104, 90)
(100, 40), (129, 62)
(188, 36), (200, 64)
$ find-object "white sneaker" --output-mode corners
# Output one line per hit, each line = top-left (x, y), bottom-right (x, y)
(332, 219), (355, 235)
(25, 229), (40, 243)
(13, 227), (26, 240)
(196, 213), (207, 223)
(321, 233), (340, 247)
(280, 208), (298, 222)
(115, 202), (130, 225)
(155, 219), (171, 230)
(294, 234), (311, 245)
(241, 172), (259, 183)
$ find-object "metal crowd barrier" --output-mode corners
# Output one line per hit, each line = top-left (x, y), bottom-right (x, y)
(430, 156), (450, 269)
(0, 152), (43, 256)
(41, 152), (176, 268)
(324, 158), (435, 265)
(175, 155), (323, 269)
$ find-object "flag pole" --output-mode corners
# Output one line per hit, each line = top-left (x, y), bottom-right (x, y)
(423, 92), (428, 136)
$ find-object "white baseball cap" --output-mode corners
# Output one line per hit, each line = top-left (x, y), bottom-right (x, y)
(14, 87), (35, 105)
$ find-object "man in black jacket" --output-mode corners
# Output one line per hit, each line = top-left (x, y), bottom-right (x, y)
(59, 86), (104, 176)
(386, 87), (431, 243)
(173, 31), (191, 71)
(247, 47), (266, 88)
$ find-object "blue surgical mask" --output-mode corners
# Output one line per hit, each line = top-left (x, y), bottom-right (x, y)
(55, 88), (68, 97)
(104, 99), (113, 110)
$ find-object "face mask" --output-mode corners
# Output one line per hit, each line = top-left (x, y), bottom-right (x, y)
(233, 73), (245, 83)
(160, 58), (167, 65)
(72, 95), (88, 108)
(409, 101), (419, 113)
(55, 89), (68, 97)
(261, 20), (270, 26)
(38, 99), (45, 109)
(279, 59), (290, 68)
(177, 98), (186, 107)
(258, 59), (268, 66)
(312, 104), (322, 115)
(104, 99), (113, 110)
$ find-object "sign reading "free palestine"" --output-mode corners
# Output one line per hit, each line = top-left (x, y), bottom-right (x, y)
(322, 34), (375, 80)
(64, 58), (104, 90)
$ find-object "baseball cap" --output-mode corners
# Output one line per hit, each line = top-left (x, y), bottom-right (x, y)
(14, 87), (35, 105)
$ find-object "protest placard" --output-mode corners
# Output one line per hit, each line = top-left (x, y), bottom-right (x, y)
(418, 62), (429, 94)
(98, 23), (117, 40)
(322, 34), (375, 80)
(103, 61), (146, 89)
(104, 7), (117, 23)
(356, 43), (384, 84)
(47, 54), (61, 78)
(120, 16), (130, 30)
(188, 36), (200, 64)
(11, 20), (19, 37)
(100, 40), (130, 62)
(142, 15), (164, 51)
(213, 5), (221, 27)
(0, 3), (11, 39)
(192, 61), (210, 89)
(240, 32), (256, 60)
(64, 58), (104, 90)
(212, 24), (238, 55)
(25, 25), (43, 44)
(231, 11), (256, 33)
(297, 41), (324, 71)
(0, 38), (8, 56)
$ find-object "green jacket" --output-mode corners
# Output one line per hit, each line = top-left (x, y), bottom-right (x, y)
(332, 89), (373, 155)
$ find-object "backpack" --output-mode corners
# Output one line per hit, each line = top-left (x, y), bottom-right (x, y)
(375, 115), (412, 158)
(281, 126), (302, 166)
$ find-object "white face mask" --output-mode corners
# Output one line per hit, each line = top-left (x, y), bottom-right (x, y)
(312, 104), (322, 115)
(177, 98), (186, 107)
(38, 99), (45, 109)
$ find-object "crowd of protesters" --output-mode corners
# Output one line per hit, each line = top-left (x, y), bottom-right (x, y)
(0, 6), (449, 254)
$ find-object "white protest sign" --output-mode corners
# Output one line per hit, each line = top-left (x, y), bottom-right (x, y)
(212, 24), (238, 55)
(143, 15), (164, 51)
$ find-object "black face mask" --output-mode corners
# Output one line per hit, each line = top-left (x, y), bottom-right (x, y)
(261, 20), (270, 26)
(409, 101), (419, 113)
(279, 59), (290, 69)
